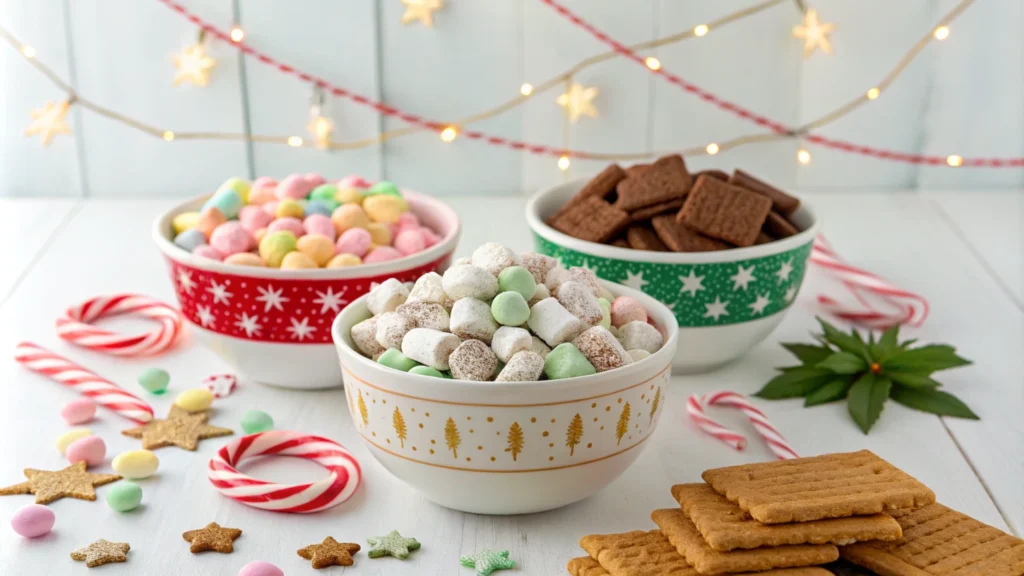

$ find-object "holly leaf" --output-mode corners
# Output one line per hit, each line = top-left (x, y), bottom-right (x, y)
(870, 325), (900, 361)
(888, 371), (942, 389)
(782, 343), (834, 366)
(755, 368), (836, 399)
(817, 318), (870, 359)
(847, 373), (892, 434)
(891, 386), (979, 419)
(883, 345), (972, 373)
(804, 378), (854, 407)
(817, 352), (867, 375)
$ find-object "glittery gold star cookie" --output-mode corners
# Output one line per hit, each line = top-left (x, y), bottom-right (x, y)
(122, 405), (232, 451)
(182, 522), (242, 554)
(297, 537), (361, 569)
(0, 461), (120, 504)
(71, 539), (131, 567)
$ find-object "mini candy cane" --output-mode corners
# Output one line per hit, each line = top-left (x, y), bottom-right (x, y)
(687, 391), (798, 460)
(56, 294), (184, 356)
(204, 374), (238, 398)
(811, 236), (929, 329)
(208, 431), (362, 513)
(14, 342), (155, 424)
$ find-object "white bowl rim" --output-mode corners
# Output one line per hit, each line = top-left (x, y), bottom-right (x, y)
(152, 189), (461, 280)
(525, 178), (821, 264)
(332, 279), (680, 391)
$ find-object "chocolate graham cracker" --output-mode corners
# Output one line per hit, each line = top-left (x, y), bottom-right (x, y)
(549, 196), (631, 244)
(615, 155), (693, 211)
(671, 483), (902, 552)
(627, 225), (668, 252)
(552, 164), (629, 222)
(702, 451), (936, 525)
(651, 215), (730, 252)
(730, 170), (800, 215)
(763, 212), (799, 239)
(631, 199), (686, 222)
(840, 503), (1024, 576)
(652, 508), (838, 575)
(677, 176), (773, 247)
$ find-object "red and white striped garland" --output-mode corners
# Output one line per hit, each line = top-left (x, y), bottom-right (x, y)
(687, 391), (798, 460)
(56, 294), (184, 356)
(13, 342), (155, 424)
(208, 431), (362, 514)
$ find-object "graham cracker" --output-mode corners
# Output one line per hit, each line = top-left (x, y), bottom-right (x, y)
(763, 211), (799, 239)
(627, 225), (668, 252)
(630, 199), (685, 222)
(569, 556), (613, 576)
(677, 176), (773, 247)
(615, 155), (692, 211)
(729, 170), (800, 215)
(549, 196), (632, 244)
(702, 450), (936, 525)
(840, 503), (1024, 576)
(671, 483), (902, 551)
(651, 215), (731, 252)
(652, 508), (838, 575)
(552, 164), (629, 221)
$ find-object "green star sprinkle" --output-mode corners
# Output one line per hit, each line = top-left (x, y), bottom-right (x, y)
(367, 530), (421, 559)
(460, 549), (516, 576)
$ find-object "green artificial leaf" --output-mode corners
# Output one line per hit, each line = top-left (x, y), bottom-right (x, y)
(847, 373), (892, 434)
(899, 338), (918, 350)
(781, 343), (834, 366)
(883, 345), (972, 373)
(817, 352), (868, 375)
(804, 378), (854, 407)
(888, 371), (942, 389)
(755, 368), (836, 399)
(891, 386), (979, 420)
(817, 318), (870, 359)
(878, 325), (900, 352)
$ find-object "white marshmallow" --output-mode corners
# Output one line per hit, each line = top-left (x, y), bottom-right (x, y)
(573, 326), (632, 372)
(453, 256), (472, 266)
(519, 252), (558, 284)
(407, 272), (448, 306)
(442, 264), (499, 301)
(401, 328), (460, 370)
(396, 301), (450, 332)
(529, 336), (552, 359)
(366, 278), (409, 315)
(449, 339), (498, 381)
(620, 320), (664, 353)
(491, 326), (533, 363)
(527, 297), (583, 347)
(471, 242), (519, 277)
(351, 316), (385, 358)
(375, 312), (416, 350)
(556, 281), (604, 326)
(528, 283), (550, 307)
(565, 267), (602, 297)
(449, 298), (499, 343)
(496, 351), (545, 382)
(544, 266), (570, 294)
(627, 349), (651, 363)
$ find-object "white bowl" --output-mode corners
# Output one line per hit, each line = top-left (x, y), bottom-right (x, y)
(153, 190), (460, 389)
(526, 179), (820, 373)
(332, 279), (679, 514)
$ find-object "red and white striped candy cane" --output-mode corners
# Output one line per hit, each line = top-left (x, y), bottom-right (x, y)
(687, 391), (798, 460)
(14, 342), (155, 424)
(811, 236), (929, 329)
(208, 431), (362, 514)
(56, 294), (184, 356)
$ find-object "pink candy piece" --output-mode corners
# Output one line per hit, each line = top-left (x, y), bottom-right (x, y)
(611, 296), (647, 328)
(395, 212), (420, 233)
(66, 435), (106, 467)
(303, 214), (336, 242)
(193, 245), (225, 261)
(267, 217), (306, 238)
(249, 177), (278, 205)
(393, 228), (426, 256)
(240, 205), (274, 232)
(422, 227), (441, 248)
(11, 504), (55, 538)
(238, 561), (284, 576)
(262, 201), (280, 216)
(304, 173), (326, 187)
(363, 246), (403, 263)
(60, 399), (96, 425)
(337, 175), (371, 189)
(276, 173), (314, 200)
(335, 227), (372, 257)
(210, 221), (255, 256)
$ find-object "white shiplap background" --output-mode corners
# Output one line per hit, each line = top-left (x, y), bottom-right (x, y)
(1, 0), (1022, 198)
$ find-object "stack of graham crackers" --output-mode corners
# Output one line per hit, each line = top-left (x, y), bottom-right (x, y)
(567, 450), (1024, 576)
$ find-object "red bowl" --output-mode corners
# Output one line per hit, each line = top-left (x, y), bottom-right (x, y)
(152, 189), (460, 388)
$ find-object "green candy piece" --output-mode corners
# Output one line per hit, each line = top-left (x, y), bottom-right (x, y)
(309, 184), (339, 202)
(240, 410), (274, 433)
(440, 370), (453, 379)
(497, 266), (537, 300)
(409, 366), (445, 378)
(460, 550), (516, 576)
(490, 292), (530, 327)
(367, 530), (421, 559)
(366, 181), (403, 198)
(597, 298), (612, 329)
(137, 368), (170, 395)
(544, 343), (597, 380)
(378, 348), (420, 372)
(105, 481), (143, 513)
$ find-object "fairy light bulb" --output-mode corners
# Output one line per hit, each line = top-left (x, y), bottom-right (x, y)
(645, 57), (661, 71)
(440, 126), (457, 142)
(705, 143), (720, 155)
(230, 26), (245, 43)
(520, 83), (534, 96)
(558, 155), (571, 171)
(162, 131), (175, 141)
(934, 26), (950, 40)
(21, 45), (36, 59)
(797, 149), (812, 164)
(866, 87), (880, 100)
(694, 24), (709, 37)
(287, 136), (303, 147)
(946, 154), (963, 167)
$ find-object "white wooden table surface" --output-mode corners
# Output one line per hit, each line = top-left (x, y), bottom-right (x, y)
(0, 191), (1020, 576)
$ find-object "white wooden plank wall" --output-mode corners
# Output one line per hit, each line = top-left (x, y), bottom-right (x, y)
(2, 0), (1022, 197)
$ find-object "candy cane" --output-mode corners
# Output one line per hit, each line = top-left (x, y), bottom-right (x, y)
(208, 431), (362, 514)
(811, 236), (929, 329)
(13, 342), (155, 424)
(687, 391), (798, 460)
(55, 294), (184, 356)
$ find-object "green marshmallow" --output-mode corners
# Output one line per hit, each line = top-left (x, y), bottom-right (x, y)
(106, 482), (143, 512)
(409, 366), (445, 378)
(137, 368), (170, 395)
(366, 181), (403, 198)
(497, 266), (537, 300)
(491, 292), (531, 326)
(378, 348), (420, 372)
(241, 410), (274, 434)
(598, 298), (612, 329)
(310, 184), (338, 202)
(544, 343), (597, 380)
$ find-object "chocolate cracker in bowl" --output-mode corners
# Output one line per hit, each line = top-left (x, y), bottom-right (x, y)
(730, 170), (800, 216)
(651, 214), (731, 252)
(615, 154), (693, 211)
(626, 225), (668, 252)
(549, 164), (628, 222)
(676, 176), (773, 247)
(549, 195), (632, 244)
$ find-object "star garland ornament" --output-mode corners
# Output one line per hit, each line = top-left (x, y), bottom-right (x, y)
(557, 82), (599, 123)
(173, 33), (216, 86)
(24, 99), (71, 147)
(792, 8), (835, 58)
(401, 0), (443, 27)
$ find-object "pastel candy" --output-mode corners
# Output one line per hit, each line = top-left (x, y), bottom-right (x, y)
(66, 435), (106, 467)
(491, 291), (531, 327)
(401, 328), (460, 370)
(296, 234), (335, 266)
(259, 230), (297, 268)
(276, 198), (305, 219)
(375, 312), (416, 350)
(556, 281), (603, 326)
(217, 176), (252, 203)
(544, 343), (597, 380)
(491, 326), (532, 364)
(393, 228), (426, 256)
(239, 561), (285, 576)
(496, 350), (545, 382)
(137, 368), (170, 394)
(192, 245), (224, 261)
(363, 194), (407, 224)
(225, 252), (264, 267)
(395, 212), (420, 232)
(611, 296), (647, 328)
(442, 265), (499, 301)
(239, 205), (274, 232)
(364, 246), (403, 263)
(241, 410), (274, 434)
(450, 298), (498, 343)
(338, 174), (372, 189)
(262, 201), (280, 216)
(527, 297), (583, 347)
(210, 221), (254, 256)
(248, 177), (278, 204)
(619, 320), (664, 353)
(331, 204), (371, 234)
(309, 183), (338, 203)
(11, 504), (55, 538)
(105, 482), (142, 513)
(472, 242), (519, 276)
(335, 187), (363, 205)
(409, 366), (445, 378)
(448, 339), (498, 381)
(367, 278), (409, 315)
(326, 253), (362, 268)
(573, 326), (632, 372)
(336, 227), (372, 257)
(497, 266), (536, 300)
(172, 211), (200, 235)
(366, 180), (402, 197)
(421, 227), (441, 248)
(112, 450), (159, 479)
(377, 348), (420, 372)
(204, 187), (243, 219)
(60, 399), (96, 425)
(303, 213), (337, 241)
(598, 298), (612, 329)
(175, 388), (214, 412)
(267, 216), (305, 238)
(366, 222), (392, 246)
(305, 199), (337, 217)
(276, 173), (314, 200)
(198, 207), (227, 239)
(173, 228), (207, 252)
(56, 428), (92, 455)
(304, 173), (326, 187)
(280, 251), (317, 269)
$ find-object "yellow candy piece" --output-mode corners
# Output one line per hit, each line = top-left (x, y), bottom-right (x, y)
(172, 211), (201, 235)
(335, 187), (363, 205)
(326, 253), (362, 268)
(253, 227), (268, 244)
(217, 177), (251, 204)
(56, 428), (92, 455)
(281, 251), (318, 269)
(174, 388), (214, 413)
(112, 450), (159, 479)
(296, 234), (335, 267)
(259, 230), (297, 268)
(363, 194), (408, 224)
(224, 252), (264, 267)
(331, 204), (371, 235)
(276, 198), (305, 219)
(366, 222), (392, 246)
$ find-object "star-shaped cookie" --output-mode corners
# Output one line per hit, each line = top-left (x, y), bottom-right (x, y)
(0, 461), (120, 504)
(297, 537), (361, 569)
(71, 539), (131, 567)
(460, 549), (516, 576)
(122, 405), (232, 450)
(368, 530), (421, 559)
(182, 522), (242, 554)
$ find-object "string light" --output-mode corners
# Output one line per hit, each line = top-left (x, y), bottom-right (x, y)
(229, 26), (245, 43)
(401, 0), (444, 27)
(520, 83), (534, 96)
(557, 155), (571, 171)
(946, 154), (963, 167)
(797, 149), (812, 164)
(934, 26), (950, 40)
(866, 87), (880, 100)
(440, 126), (457, 142)
(557, 82), (599, 123)
(172, 31), (215, 86)
(792, 9), (835, 58)
(162, 131), (175, 141)
(694, 24), (709, 37)
(645, 57), (661, 71)
(20, 44), (35, 58)
(705, 143), (720, 155)
(307, 87), (333, 149)
(287, 136), (303, 147)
